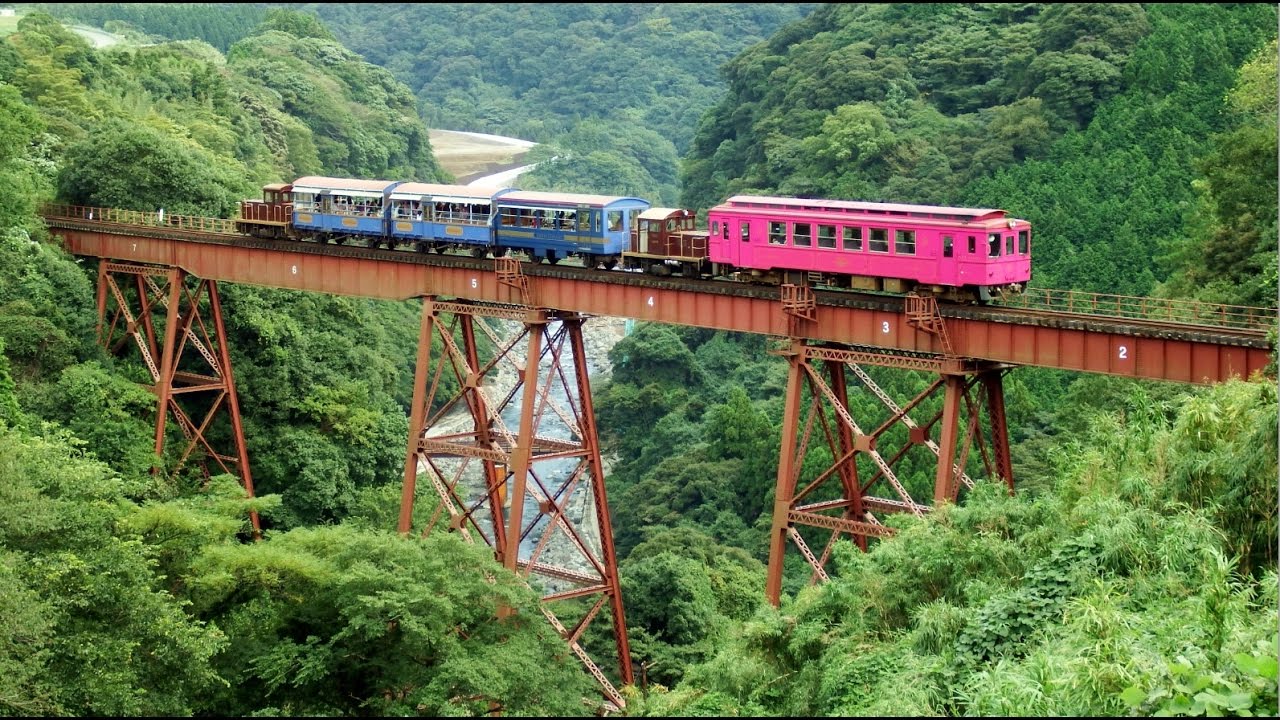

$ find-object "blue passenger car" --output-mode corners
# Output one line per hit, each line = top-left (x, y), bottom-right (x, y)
(493, 191), (650, 265)
(290, 176), (402, 244)
(387, 183), (513, 254)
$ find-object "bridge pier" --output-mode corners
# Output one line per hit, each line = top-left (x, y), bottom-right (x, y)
(399, 289), (631, 710)
(764, 339), (1016, 606)
(95, 261), (261, 536)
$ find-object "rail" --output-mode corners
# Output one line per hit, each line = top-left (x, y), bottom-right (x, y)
(44, 203), (242, 235)
(1005, 287), (1276, 333)
(40, 203), (1278, 333)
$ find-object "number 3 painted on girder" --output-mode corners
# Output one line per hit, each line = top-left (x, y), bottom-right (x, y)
(882, 321), (890, 334)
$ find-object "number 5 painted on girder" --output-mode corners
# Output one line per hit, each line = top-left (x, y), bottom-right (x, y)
(471, 278), (478, 289)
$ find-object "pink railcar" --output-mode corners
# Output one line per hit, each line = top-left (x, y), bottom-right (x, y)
(707, 195), (1031, 301)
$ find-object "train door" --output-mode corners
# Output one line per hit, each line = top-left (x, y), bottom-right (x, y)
(577, 205), (595, 234)
(939, 233), (955, 285)
(730, 216), (755, 267)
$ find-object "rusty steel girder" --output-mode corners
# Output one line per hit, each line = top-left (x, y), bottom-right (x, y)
(764, 340), (1015, 605)
(50, 224), (1272, 385)
(95, 261), (261, 536)
(397, 292), (631, 711)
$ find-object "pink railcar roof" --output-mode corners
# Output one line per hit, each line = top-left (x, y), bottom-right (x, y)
(717, 195), (1009, 222)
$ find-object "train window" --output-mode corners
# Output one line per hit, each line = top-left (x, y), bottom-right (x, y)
(895, 230), (915, 255)
(943, 235), (953, 257)
(295, 193), (319, 212)
(1006, 235), (1014, 256)
(818, 225), (836, 249)
(607, 211), (623, 232)
(1018, 230), (1029, 254)
(988, 233), (1001, 257)
(869, 228), (889, 252)
(711, 220), (720, 237)
(769, 221), (786, 244)
(968, 236), (977, 254)
(843, 227), (863, 251)
(739, 221), (750, 242)
(793, 223), (812, 247)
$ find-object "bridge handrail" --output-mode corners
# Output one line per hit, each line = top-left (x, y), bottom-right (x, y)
(41, 203), (242, 235)
(40, 204), (1278, 333)
(1005, 287), (1277, 332)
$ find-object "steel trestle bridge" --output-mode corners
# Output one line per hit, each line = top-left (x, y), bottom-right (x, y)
(42, 205), (1277, 711)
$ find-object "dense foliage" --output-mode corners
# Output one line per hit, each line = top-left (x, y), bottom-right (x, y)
(681, 3), (1277, 300)
(619, 378), (1278, 717)
(40, 3), (813, 203)
(0, 3), (1275, 717)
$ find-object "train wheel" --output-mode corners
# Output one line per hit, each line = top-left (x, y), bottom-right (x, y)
(471, 246), (487, 259)
(583, 253), (598, 269)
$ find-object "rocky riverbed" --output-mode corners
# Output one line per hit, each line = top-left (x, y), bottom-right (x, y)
(415, 314), (629, 586)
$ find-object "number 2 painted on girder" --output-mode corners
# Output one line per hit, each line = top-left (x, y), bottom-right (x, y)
(882, 321), (890, 334)
(1118, 345), (1128, 360)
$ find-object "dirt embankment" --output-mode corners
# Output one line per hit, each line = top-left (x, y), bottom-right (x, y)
(428, 129), (534, 184)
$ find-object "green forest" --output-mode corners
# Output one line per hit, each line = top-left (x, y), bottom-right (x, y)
(0, 3), (1277, 716)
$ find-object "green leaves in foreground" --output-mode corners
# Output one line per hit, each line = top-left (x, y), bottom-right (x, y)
(1122, 640), (1279, 717)
(183, 525), (598, 717)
